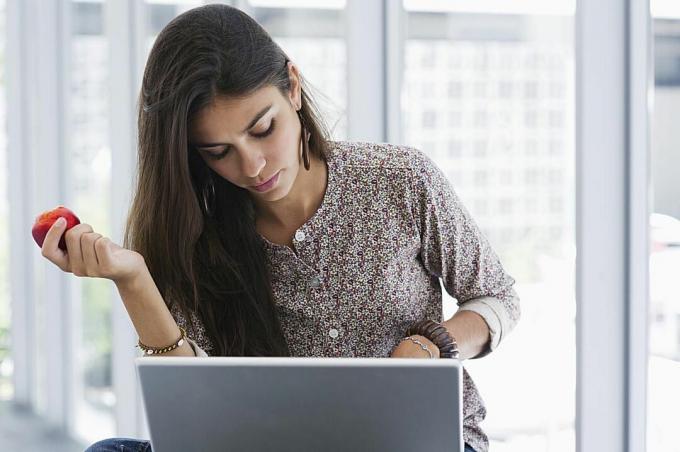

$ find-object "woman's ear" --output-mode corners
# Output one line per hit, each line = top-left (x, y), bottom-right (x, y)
(286, 61), (302, 109)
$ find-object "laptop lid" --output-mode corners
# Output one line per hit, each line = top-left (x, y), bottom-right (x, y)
(136, 357), (464, 452)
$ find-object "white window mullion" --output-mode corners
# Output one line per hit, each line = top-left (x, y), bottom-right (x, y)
(37, 0), (71, 427)
(58, 0), (78, 435)
(576, 0), (650, 450)
(346, 0), (385, 142)
(385, 0), (405, 144)
(7, 0), (72, 427)
(626, 0), (651, 451)
(6, 0), (33, 410)
(576, 0), (627, 449)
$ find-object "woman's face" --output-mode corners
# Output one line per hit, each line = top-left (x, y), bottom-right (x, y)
(188, 70), (302, 202)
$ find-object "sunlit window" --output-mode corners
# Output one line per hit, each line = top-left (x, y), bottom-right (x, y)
(71, 0), (114, 444)
(143, 1), (347, 141)
(401, 2), (575, 450)
(648, 4), (680, 450)
(248, 0), (347, 140)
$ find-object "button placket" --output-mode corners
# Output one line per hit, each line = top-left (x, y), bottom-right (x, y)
(292, 229), (309, 260)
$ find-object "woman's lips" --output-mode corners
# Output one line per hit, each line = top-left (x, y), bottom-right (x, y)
(251, 171), (280, 192)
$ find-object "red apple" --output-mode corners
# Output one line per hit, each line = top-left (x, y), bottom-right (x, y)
(32, 205), (81, 251)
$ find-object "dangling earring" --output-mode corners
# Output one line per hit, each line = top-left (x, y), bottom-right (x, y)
(201, 171), (216, 218)
(297, 108), (311, 171)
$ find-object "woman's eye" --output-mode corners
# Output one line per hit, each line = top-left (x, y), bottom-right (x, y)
(202, 119), (276, 161)
(206, 147), (230, 160)
(253, 118), (276, 138)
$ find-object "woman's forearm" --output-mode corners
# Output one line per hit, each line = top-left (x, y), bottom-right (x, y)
(441, 310), (490, 360)
(115, 267), (196, 357)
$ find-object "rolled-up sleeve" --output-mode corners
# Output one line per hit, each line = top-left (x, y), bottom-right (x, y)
(409, 147), (521, 358)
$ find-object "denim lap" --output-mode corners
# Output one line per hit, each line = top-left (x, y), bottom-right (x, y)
(86, 437), (474, 452)
(84, 437), (152, 452)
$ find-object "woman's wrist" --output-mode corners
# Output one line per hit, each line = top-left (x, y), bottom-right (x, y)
(406, 319), (460, 359)
(113, 261), (150, 292)
(397, 335), (440, 358)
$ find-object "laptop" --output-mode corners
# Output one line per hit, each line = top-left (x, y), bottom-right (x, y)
(136, 356), (464, 452)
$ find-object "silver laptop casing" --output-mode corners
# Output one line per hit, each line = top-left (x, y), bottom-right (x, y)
(136, 357), (464, 452)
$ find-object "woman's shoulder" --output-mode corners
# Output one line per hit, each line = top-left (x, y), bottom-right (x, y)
(326, 140), (432, 173)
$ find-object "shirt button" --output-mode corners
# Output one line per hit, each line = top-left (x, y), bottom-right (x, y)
(294, 231), (306, 242)
(309, 275), (322, 288)
(329, 328), (339, 339)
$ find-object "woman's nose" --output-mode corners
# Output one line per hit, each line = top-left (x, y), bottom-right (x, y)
(240, 149), (266, 179)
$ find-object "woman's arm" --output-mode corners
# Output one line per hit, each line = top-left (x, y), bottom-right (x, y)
(38, 218), (201, 357)
(391, 311), (489, 360)
(440, 310), (490, 360)
(409, 147), (521, 358)
(115, 267), (197, 357)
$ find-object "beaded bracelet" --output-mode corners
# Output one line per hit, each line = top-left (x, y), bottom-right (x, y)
(137, 327), (187, 355)
(406, 319), (460, 359)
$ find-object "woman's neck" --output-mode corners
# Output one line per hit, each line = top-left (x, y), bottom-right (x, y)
(252, 155), (328, 231)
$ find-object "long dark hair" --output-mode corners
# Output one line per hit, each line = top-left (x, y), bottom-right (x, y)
(124, 4), (331, 356)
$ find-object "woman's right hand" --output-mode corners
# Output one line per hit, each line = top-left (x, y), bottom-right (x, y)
(40, 218), (147, 285)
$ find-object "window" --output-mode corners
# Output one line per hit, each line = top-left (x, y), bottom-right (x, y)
(449, 81), (463, 97)
(648, 6), (680, 451)
(422, 110), (437, 128)
(402, 1), (575, 449)
(143, 1), (347, 140)
(448, 140), (463, 158)
(247, 0), (347, 140)
(70, 0), (114, 443)
(449, 111), (463, 128)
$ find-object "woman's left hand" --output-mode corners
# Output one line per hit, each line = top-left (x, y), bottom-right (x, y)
(390, 335), (440, 358)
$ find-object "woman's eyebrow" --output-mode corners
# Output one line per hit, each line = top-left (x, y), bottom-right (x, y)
(192, 104), (273, 148)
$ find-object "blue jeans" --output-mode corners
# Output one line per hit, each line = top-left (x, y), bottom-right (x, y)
(85, 437), (478, 452)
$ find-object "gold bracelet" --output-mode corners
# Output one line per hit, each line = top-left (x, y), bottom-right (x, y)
(137, 327), (186, 355)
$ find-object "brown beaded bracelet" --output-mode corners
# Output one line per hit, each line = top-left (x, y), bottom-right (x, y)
(406, 319), (460, 359)
(137, 327), (187, 355)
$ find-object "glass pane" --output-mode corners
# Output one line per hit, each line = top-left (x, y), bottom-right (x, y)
(0, 0), (10, 402)
(401, 2), (575, 450)
(144, 0), (211, 54)
(648, 3), (680, 451)
(70, 0), (114, 443)
(142, 0), (234, 114)
(248, 1), (347, 140)
(143, 1), (346, 141)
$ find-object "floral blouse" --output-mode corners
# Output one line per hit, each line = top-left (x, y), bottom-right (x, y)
(171, 140), (521, 452)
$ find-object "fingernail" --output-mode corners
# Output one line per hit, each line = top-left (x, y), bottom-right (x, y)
(56, 217), (65, 226)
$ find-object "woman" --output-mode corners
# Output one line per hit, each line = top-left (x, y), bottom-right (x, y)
(40, 5), (520, 452)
